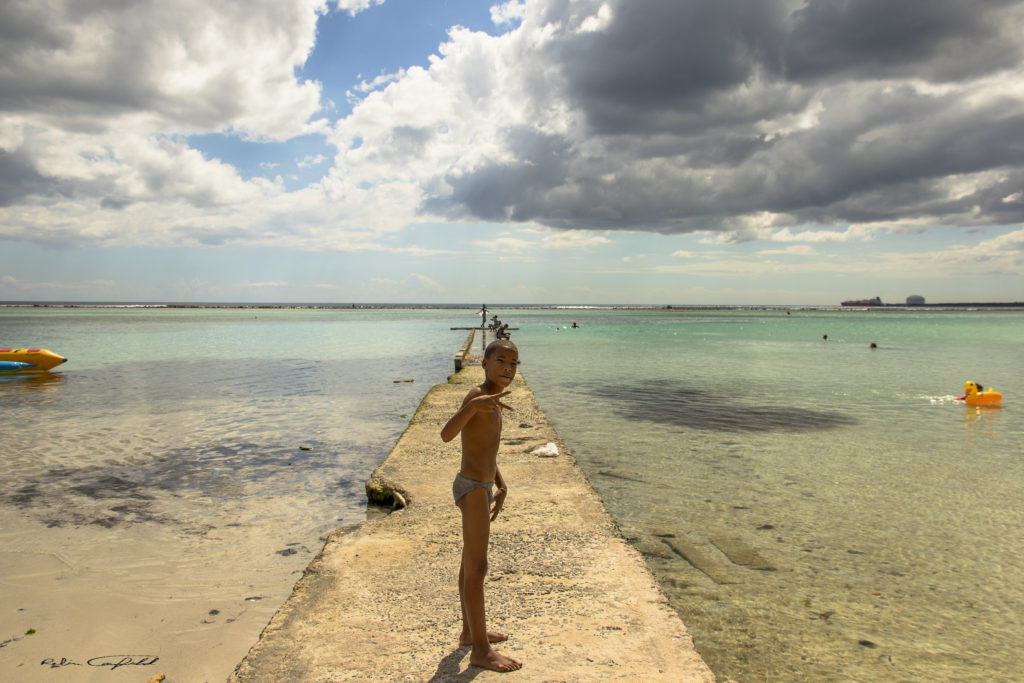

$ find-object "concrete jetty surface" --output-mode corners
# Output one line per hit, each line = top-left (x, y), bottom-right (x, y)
(230, 361), (715, 682)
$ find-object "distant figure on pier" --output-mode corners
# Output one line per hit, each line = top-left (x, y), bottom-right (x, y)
(497, 323), (509, 339)
(490, 315), (500, 330)
(441, 340), (522, 673)
(477, 305), (488, 327)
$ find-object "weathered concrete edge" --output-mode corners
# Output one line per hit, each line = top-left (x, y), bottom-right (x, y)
(364, 377), (457, 509)
(453, 329), (476, 372)
(225, 376), (472, 682)
(229, 367), (716, 682)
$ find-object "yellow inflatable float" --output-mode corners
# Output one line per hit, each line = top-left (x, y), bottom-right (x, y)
(0, 348), (67, 371)
(956, 381), (1002, 405)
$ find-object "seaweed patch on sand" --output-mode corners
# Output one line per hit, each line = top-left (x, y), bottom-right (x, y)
(0, 440), (367, 529)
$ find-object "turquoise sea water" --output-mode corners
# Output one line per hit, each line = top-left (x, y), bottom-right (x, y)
(2, 305), (1021, 682)
(512, 308), (1024, 682)
(1, 307), (462, 529)
(0, 307), (468, 681)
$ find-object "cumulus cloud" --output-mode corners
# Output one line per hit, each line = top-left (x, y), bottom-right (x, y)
(0, 0), (328, 138)
(407, 272), (444, 293)
(0, 274), (115, 291)
(0, 0), (341, 246)
(298, 154), (327, 168)
(541, 231), (611, 248)
(369, 272), (445, 297)
(2, 0), (1024, 254)
(335, 0), (386, 15)
(241, 281), (293, 288)
(954, 225), (1024, 266)
(758, 245), (817, 256)
(475, 236), (537, 252)
(335, 0), (1024, 237)
(491, 1), (529, 27)
(657, 225), (1024, 280)
(352, 69), (407, 94)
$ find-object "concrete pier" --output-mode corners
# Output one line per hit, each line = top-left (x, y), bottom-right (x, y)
(453, 329), (476, 372)
(230, 339), (715, 682)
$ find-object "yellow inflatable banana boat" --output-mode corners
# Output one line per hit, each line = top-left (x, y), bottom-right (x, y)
(0, 348), (68, 371)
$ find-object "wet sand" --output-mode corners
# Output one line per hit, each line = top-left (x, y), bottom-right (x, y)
(230, 360), (715, 681)
(0, 500), (320, 683)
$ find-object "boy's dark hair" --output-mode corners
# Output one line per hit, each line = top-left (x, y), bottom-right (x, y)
(484, 339), (518, 359)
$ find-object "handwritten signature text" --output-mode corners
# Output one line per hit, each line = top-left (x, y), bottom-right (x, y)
(41, 655), (159, 670)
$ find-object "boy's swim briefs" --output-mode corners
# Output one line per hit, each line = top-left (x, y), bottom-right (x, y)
(452, 472), (494, 505)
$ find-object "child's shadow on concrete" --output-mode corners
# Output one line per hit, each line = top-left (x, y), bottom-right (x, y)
(428, 646), (482, 682)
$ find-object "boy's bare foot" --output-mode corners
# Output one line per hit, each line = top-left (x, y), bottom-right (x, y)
(459, 630), (508, 646)
(470, 648), (522, 672)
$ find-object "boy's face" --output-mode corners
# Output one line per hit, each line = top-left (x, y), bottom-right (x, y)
(482, 347), (518, 389)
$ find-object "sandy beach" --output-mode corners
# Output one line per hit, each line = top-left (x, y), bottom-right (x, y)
(0, 500), (323, 682)
(231, 354), (715, 681)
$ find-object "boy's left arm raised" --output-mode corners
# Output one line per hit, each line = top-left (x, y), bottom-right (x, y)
(441, 389), (478, 442)
(440, 388), (512, 442)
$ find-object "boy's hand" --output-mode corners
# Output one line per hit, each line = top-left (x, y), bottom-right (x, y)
(470, 390), (514, 413)
(440, 389), (512, 443)
(490, 487), (507, 521)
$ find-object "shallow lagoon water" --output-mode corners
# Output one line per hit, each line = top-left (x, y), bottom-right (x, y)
(0, 307), (464, 681)
(2, 305), (1021, 681)
(513, 308), (1023, 682)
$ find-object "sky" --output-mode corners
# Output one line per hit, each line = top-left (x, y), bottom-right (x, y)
(2, 0), (1023, 305)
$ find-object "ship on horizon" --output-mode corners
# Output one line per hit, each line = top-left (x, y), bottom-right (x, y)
(841, 296), (883, 306)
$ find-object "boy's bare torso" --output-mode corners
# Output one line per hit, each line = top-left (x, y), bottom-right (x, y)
(459, 385), (503, 482)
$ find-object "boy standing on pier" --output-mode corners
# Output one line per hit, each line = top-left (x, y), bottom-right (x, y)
(440, 339), (523, 673)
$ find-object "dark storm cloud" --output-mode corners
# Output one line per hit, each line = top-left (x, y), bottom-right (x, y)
(0, 1), (320, 141)
(432, 0), (1024, 235)
(557, 0), (1023, 134)
(783, 0), (1024, 82)
(0, 1), (160, 118)
(559, 0), (787, 133)
(0, 150), (71, 206)
(0, 1), (70, 60)
(425, 127), (571, 222)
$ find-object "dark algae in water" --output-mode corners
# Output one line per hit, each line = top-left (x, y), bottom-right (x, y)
(591, 379), (857, 432)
